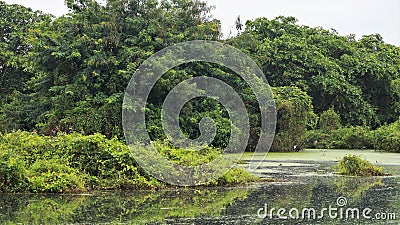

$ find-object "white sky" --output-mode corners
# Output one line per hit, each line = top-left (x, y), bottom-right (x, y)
(3, 0), (400, 46)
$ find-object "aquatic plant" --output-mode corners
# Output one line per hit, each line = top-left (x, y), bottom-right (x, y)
(337, 155), (387, 176)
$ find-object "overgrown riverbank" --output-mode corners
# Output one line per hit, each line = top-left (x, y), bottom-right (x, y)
(0, 131), (259, 193)
(305, 118), (400, 152)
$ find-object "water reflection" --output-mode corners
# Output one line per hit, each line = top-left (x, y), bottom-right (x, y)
(0, 187), (250, 224)
(0, 177), (398, 224)
(249, 177), (399, 225)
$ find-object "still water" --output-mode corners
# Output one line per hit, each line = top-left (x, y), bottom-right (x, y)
(1, 150), (399, 225)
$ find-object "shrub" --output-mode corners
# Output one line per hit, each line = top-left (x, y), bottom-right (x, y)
(318, 108), (341, 132)
(217, 168), (259, 185)
(0, 150), (29, 192)
(0, 131), (155, 192)
(0, 131), (56, 164)
(305, 126), (374, 150)
(0, 131), (260, 192)
(27, 158), (85, 193)
(304, 130), (329, 149)
(331, 126), (374, 149)
(154, 140), (221, 166)
(374, 120), (400, 152)
(337, 155), (387, 176)
(306, 119), (400, 151)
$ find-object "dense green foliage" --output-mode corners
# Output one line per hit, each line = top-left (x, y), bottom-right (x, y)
(306, 126), (374, 150)
(373, 119), (400, 152)
(0, 2), (52, 131)
(318, 108), (342, 132)
(0, 131), (257, 193)
(0, 0), (220, 137)
(0, 131), (156, 192)
(0, 0), (399, 164)
(337, 155), (387, 176)
(229, 17), (400, 128)
(306, 119), (400, 152)
(271, 86), (316, 151)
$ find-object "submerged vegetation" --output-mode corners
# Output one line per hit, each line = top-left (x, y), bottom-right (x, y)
(337, 155), (388, 176)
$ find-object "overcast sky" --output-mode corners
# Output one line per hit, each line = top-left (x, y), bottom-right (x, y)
(3, 0), (400, 46)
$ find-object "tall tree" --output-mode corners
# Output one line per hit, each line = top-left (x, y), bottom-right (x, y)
(0, 2), (51, 131)
(230, 16), (400, 127)
(26, 0), (220, 137)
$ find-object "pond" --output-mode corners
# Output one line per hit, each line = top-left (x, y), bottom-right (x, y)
(1, 150), (399, 224)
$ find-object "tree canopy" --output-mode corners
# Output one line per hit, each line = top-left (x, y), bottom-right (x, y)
(1, 0), (399, 152)
(228, 16), (400, 127)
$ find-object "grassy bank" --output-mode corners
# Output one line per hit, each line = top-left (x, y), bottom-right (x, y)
(0, 131), (258, 193)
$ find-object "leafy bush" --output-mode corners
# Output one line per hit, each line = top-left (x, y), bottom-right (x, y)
(217, 168), (259, 185)
(331, 126), (374, 149)
(0, 131), (259, 193)
(337, 155), (387, 176)
(318, 108), (341, 132)
(0, 150), (28, 192)
(0, 132), (152, 192)
(305, 129), (333, 149)
(153, 140), (221, 166)
(306, 119), (400, 152)
(374, 120), (400, 152)
(306, 126), (374, 149)
(27, 158), (85, 193)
